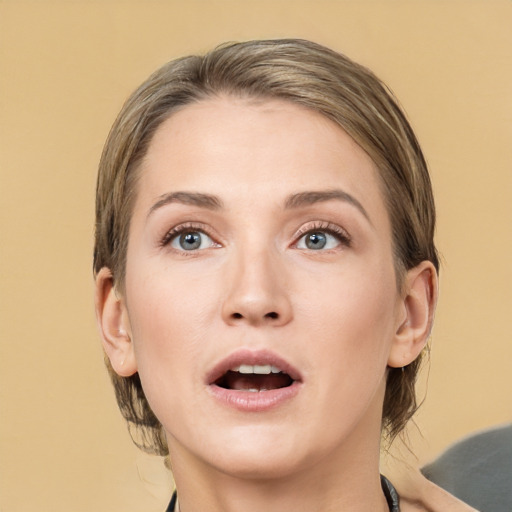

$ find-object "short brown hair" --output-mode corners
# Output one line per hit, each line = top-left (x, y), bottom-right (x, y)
(94, 39), (439, 455)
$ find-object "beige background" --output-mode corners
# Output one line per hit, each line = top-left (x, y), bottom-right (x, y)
(1, 1), (511, 510)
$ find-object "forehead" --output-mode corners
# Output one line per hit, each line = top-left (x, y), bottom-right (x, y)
(137, 96), (385, 207)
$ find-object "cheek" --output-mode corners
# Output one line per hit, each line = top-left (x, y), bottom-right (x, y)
(298, 259), (398, 327)
(124, 275), (215, 424)
(125, 264), (220, 377)
(296, 266), (399, 374)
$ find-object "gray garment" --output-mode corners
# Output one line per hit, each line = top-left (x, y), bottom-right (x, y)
(422, 424), (512, 512)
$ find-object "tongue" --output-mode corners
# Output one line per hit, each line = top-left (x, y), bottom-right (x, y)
(221, 371), (293, 391)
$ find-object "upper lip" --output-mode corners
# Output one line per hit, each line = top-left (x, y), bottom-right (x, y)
(205, 349), (302, 385)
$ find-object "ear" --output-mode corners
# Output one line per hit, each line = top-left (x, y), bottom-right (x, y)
(94, 267), (137, 377)
(388, 261), (438, 368)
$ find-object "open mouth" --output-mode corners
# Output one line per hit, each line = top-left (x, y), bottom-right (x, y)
(214, 364), (294, 392)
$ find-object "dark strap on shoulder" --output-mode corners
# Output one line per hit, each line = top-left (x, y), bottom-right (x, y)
(165, 490), (177, 512)
(381, 474), (400, 512)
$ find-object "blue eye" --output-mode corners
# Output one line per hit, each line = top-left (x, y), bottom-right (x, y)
(297, 231), (341, 250)
(170, 230), (215, 251)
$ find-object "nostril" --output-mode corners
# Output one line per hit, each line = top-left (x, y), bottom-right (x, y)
(229, 311), (280, 322)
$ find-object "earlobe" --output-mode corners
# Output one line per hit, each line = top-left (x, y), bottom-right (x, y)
(388, 261), (438, 368)
(94, 267), (137, 377)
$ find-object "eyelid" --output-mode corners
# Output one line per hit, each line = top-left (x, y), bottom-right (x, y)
(293, 221), (352, 248)
(160, 222), (221, 249)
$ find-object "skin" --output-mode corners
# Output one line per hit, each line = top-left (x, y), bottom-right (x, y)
(96, 97), (437, 512)
(392, 467), (479, 512)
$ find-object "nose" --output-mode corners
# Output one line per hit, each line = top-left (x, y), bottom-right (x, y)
(221, 247), (293, 327)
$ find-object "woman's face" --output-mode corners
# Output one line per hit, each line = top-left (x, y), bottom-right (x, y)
(121, 97), (407, 478)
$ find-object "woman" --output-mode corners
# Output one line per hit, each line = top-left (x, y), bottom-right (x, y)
(94, 39), (443, 511)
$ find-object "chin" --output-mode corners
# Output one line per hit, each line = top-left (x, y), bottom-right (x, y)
(211, 450), (307, 481)
(195, 425), (318, 480)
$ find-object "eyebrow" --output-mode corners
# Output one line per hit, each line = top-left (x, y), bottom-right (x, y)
(284, 189), (372, 224)
(147, 191), (223, 218)
(147, 188), (371, 224)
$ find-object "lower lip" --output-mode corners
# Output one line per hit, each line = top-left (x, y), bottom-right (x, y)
(207, 382), (301, 412)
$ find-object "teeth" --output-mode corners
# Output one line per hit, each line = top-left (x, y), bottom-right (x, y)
(238, 364), (256, 374)
(253, 364), (271, 374)
(232, 364), (283, 374)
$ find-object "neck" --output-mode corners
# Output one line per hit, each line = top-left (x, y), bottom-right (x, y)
(169, 424), (389, 512)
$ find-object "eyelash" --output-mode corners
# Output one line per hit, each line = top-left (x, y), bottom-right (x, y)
(160, 221), (352, 250)
(294, 221), (352, 248)
(160, 222), (216, 248)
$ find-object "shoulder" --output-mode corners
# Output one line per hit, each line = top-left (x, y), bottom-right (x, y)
(393, 468), (479, 512)
(422, 424), (512, 511)
(423, 423), (512, 478)
(427, 424), (512, 464)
